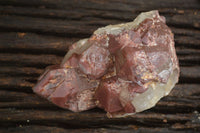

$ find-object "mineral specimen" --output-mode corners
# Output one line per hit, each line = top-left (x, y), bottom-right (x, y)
(33, 10), (179, 118)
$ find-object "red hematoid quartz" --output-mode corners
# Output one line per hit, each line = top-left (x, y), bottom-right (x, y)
(33, 10), (179, 118)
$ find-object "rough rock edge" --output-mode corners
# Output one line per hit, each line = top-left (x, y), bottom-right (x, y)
(94, 10), (160, 35)
(61, 10), (159, 66)
(60, 10), (179, 118)
(109, 69), (179, 118)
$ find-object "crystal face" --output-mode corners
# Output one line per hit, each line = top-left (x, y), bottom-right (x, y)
(33, 10), (179, 118)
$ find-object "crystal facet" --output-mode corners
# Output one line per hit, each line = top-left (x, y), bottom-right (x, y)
(33, 10), (179, 118)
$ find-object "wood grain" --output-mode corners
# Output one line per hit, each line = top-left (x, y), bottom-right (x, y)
(0, 126), (199, 133)
(0, 0), (199, 132)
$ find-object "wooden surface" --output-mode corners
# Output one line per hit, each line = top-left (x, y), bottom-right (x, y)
(0, 0), (200, 132)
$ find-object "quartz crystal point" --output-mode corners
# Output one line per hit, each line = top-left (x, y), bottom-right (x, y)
(33, 10), (179, 118)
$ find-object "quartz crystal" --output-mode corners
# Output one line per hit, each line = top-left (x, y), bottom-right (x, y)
(33, 10), (179, 118)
